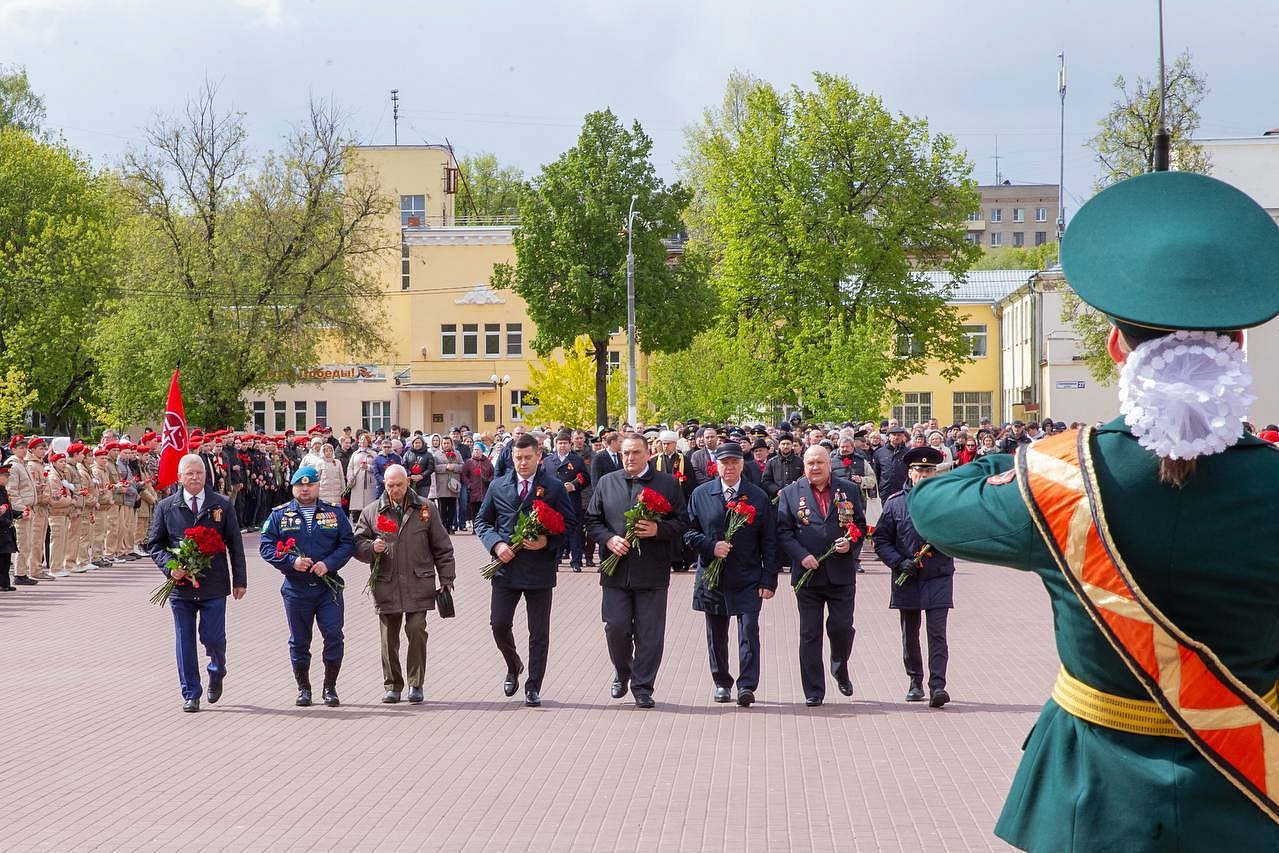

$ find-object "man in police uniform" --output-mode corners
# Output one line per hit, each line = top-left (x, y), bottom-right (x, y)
(911, 171), (1279, 850)
(260, 466), (355, 707)
(872, 446), (955, 707)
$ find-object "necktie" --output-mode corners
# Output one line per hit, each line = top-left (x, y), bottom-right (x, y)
(725, 486), (736, 502)
(612, 453), (618, 468)
(519, 479), (529, 501)
(190, 495), (199, 516)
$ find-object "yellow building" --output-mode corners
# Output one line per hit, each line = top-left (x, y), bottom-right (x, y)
(245, 145), (630, 434)
(888, 270), (1034, 427)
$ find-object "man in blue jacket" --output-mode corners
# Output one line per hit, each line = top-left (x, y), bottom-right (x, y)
(872, 446), (955, 708)
(146, 454), (247, 713)
(776, 445), (866, 706)
(685, 441), (778, 707)
(474, 433), (574, 707)
(260, 466), (355, 707)
(542, 429), (589, 572)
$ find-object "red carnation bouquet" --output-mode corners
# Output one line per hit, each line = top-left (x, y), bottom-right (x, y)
(700, 496), (756, 590)
(705, 459), (718, 478)
(599, 487), (672, 576)
(366, 514), (399, 593)
(796, 500), (864, 590)
(480, 499), (566, 580)
(150, 525), (224, 606)
(894, 542), (935, 587)
(275, 536), (345, 602)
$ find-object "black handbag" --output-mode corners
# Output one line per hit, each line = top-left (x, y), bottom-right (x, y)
(436, 586), (455, 618)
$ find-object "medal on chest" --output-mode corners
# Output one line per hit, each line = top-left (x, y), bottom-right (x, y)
(797, 495), (811, 525)
(280, 511), (301, 532)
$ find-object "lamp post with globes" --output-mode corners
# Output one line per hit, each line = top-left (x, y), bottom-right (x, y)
(490, 373), (510, 424)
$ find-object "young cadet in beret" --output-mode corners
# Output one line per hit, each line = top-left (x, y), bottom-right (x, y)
(910, 171), (1279, 851)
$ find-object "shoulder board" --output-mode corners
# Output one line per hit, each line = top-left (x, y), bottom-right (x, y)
(273, 502), (290, 511)
(884, 490), (905, 503)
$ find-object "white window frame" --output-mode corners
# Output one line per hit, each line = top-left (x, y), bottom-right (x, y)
(440, 324), (457, 358)
(962, 324), (988, 358)
(293, 401), (307, 431)
(891, 392), (932, 426)
(462, 323), (479, 357)
(400, 194), (425, 228)
(952, 391), (992, 425)
(1035, 207), (1048, 222)
(251, 401), (266, 433)
(510, 390), (532, 422)
(1012, 207), (1025, 223)
(484, 323), (502, 357)
(1012, 231), (1025, 248)
(989, 208), (1002, 223)
(990, 231), (1003, 247)
(400, 243), (411, 290)
(506, 323), (523, 357)
(362, 400), (392, 433)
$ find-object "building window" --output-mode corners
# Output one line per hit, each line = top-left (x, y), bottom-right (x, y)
(964, 232), (980, 245)
(606, 351), (621, 375)
(483, 404), (496, 423)
(962, 324), (988, 357)
(895, 333), (925, 357)
(506, 323), (523, 357)
(361, 400), (392, 433)
(891, 392), (932, 426)
(1035, 207), (1048, 222)
(293, 401), (307, 431)
(510, 390), (532, 422)
(273, 400), (286, 432)
(953, 391), (993, 425)
(462, 323), (478, 357)
(315, 401), (327, 427)
(989, 208), (1002, 223)
(966, 210), (981, 222)
(1035, 231), (1047, 246)
(251, 401), (266, 433)
(1012, 231), (1025, 247)
(484, 323), (501, 357)
(400, 194), (425, 228)
(990, 232), (1003, 247)
(440, 324), (457, 358)
(1012, 207), (1025, 223)
(400, 243), (411, 290)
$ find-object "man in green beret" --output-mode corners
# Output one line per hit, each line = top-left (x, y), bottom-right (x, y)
(910, 171), (1279, 850)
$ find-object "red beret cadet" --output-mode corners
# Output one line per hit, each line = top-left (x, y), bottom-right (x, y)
(190, 437), (203, 449)
(7, 435), (26, 449)
(93, 448), (108, 457)
(47, 451), (65, 462)
(104, 441), (120, 450)
(140, 430), (159, 443)
(67, 442), (85, 455)
(117, 441), (134, 451)
(1258, 429), (1279, 444)
(27, 436), (45, 449)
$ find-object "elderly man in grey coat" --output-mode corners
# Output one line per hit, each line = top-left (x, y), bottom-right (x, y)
(353, 464), (456, 704)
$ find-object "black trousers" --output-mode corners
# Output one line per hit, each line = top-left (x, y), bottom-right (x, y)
(436, 497), (457, 531)
(795, 583), (856, 701)
(490, 586), (553, 692)
(602, 585), (668, 698)
(899, 608), (949, 690)
(705, 611), (761, 692)
(0, 552), (11, 588)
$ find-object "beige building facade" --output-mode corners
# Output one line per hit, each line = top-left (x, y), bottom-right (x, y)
(965, 183), (1060, 250)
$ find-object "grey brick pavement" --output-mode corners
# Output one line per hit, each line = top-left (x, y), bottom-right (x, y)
(0, 531), (1055, 852)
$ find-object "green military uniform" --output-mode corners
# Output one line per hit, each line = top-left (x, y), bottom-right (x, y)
(910, 170), (1279, 851)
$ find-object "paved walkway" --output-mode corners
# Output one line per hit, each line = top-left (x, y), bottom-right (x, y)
(0, 531), (1057, 852)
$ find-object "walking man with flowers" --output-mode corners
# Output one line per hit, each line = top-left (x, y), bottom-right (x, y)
(260, 466), (355, 707)
(145, 454), (246, 713)
(474, 433), (573, 707)
(685, 441), (778, 707)
(586, 433), (687, 708)
(353, 465), (455, 705)
(776, 445), (866, 706)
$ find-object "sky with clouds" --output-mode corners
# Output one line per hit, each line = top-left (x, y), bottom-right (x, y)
(2, 0), (1274, 218)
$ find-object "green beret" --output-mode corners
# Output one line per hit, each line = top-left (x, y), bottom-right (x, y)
(1062, 171), (1279, 332)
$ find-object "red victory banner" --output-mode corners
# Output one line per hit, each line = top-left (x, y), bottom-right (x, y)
(156, 369), (189, 490)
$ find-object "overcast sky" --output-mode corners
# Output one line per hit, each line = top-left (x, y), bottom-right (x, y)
(3, 0), (1273, 219)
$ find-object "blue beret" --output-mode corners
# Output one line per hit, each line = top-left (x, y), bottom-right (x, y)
(291, 466), (319, 485)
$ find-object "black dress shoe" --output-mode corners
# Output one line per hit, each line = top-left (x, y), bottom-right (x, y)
(737, 689), (755, 707)
(322, 686), (340, 707)
(634, 694), (655, 709)
(14, 576), (37, 585)
(610, 676), (628, 699)
(713, 686), (732, 703)
(929, 688), (951, 709)
(831, 663), (854, 697)
(382, 690), (401, 704)
(207, 678), (223, 704)
(503, 660), (525, 697)
(524, 689), (541, 707)
(182, 698), (200, 713)
(905, 681), (925, 702)
(805, 696), (823, 707)
(296, 688), (312, 707)
(407, 687), (424, 704)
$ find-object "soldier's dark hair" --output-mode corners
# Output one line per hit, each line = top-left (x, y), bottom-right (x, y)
(512, 434), (540, 452)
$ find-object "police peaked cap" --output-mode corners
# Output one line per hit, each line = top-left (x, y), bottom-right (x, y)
(903, 447), (945, 469)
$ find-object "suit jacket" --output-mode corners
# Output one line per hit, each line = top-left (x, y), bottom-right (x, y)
(873, 485), (954, 610)
(762, 452), (804, 499)
(685, 478), (778, 615)
(591, 448), (623, 485)
(146, 489), (248, 600)
(586, 467), (687, 590)
(776, 476), (866, 587)
(542, 451), (589, 514)
(474, 468), (573, 589)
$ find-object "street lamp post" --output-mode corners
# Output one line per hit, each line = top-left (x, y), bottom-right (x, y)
(624, 194), (639, 426)
(490, 373), (510, 423)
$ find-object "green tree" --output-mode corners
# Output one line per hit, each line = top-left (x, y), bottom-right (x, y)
(526, 338), (626, 428)
(94, 85), (394, 427)
(970, 242), (1060, 271)
(685, 72), (981, 418)
(0, 368), (38, 434)
(1088, 50), (1209, 190)
(0, 64), (45, 133)
(0, 128), (116, 432)
(492, 109), (716, 428)
(455, 152), (525, 221)
(644, 320), (785, 423)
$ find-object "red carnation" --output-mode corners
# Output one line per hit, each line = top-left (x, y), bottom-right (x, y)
(639, 487), (672, 515)
(375, 515), (398, 535)
(706, 460), (718, 477)
(532, 499), (566, 535)
(410, 464), (422, 475)
(479, 499), (566, 579)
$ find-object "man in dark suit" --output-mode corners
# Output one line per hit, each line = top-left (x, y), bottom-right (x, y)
(586, 430), (623, 568)
(586, 433), (687, 708)
(474, 433), (574, 707)
(776, 445), (867, 706)
(872, 426), (910, 500)
(762, 434), (804, 499)
(685, 442), (779, 706)
(742, 438), (770, 487)
(145, 454), (247, 713)
(543, 429), (589, 572)
(493, 425), (528, 479)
